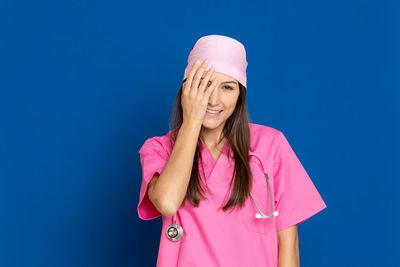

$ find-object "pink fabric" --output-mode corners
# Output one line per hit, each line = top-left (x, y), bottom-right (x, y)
(183, 35), (248, 88)
(137, 123), (327, 267)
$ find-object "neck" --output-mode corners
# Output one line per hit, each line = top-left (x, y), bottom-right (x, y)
(199, 125), (226, 149)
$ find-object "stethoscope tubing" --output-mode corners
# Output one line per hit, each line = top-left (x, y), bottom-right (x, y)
(167, 151), (278, 241)
(249, 152), (279, 219)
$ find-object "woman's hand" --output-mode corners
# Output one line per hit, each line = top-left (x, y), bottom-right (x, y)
(181, 58), (220, 124)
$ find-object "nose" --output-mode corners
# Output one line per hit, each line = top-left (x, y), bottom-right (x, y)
(208, 84), (220, 105)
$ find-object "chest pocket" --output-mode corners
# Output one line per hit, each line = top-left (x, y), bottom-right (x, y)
(241, 156), (275, 235)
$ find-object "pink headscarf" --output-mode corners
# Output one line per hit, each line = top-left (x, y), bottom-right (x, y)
(183, 35), (248, 88)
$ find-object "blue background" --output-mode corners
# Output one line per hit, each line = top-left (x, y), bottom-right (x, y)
(1, 0), (398, 266)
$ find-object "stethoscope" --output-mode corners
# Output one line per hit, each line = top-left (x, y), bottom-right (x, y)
(166, 151), (279, 242)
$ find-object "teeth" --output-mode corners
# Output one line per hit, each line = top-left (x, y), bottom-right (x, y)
(207, 109), (222, 114)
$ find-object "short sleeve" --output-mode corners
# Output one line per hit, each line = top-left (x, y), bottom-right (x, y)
(137, 137), (169, 220)
(273, 131), (327, 232)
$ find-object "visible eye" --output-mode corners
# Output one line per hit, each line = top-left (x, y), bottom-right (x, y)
(224, 86), (233, 90)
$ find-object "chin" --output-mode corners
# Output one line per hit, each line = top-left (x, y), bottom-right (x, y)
(201, 118), (225, 130)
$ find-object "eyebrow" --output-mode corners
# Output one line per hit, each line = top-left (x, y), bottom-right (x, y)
(200, 78), (238, 86)
(221, 81), (238, 85)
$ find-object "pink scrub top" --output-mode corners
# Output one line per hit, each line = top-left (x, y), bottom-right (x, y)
(137, 122), (327, 267)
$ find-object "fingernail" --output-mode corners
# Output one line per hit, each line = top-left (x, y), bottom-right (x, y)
(195, 60), (200, 65)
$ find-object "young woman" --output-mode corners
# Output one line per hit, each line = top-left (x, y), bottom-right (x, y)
(137, 35), (327, 267)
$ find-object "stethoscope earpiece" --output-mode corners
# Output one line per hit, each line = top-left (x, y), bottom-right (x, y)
(255, 211), (279, 219)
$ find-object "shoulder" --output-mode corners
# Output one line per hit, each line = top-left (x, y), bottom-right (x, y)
(139, 130), (174, 158)
(249, 122), (283, 150)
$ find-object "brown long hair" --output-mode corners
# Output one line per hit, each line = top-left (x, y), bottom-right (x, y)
(167, 79), (253, 212)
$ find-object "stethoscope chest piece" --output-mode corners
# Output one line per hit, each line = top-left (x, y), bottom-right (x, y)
(166, 219), (183, 242)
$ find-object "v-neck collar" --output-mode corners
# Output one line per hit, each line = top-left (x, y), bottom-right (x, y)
(197, 138), (232, 184)
(199, 138), (229, 163)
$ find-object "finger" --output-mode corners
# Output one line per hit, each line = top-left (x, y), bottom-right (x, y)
(183, 60), (201, 95)
(204, 76), (219, 98)
(191, 59), (209, 94)
(198, 65), (215, 97)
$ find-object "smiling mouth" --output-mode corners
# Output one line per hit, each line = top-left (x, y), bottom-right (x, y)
(206, 109), (222, 114)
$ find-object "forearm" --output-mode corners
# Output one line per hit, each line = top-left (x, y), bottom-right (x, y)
(154, 120), (202, 214)
(277, 226), (300, 267)
(278, 238), (300, 267)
